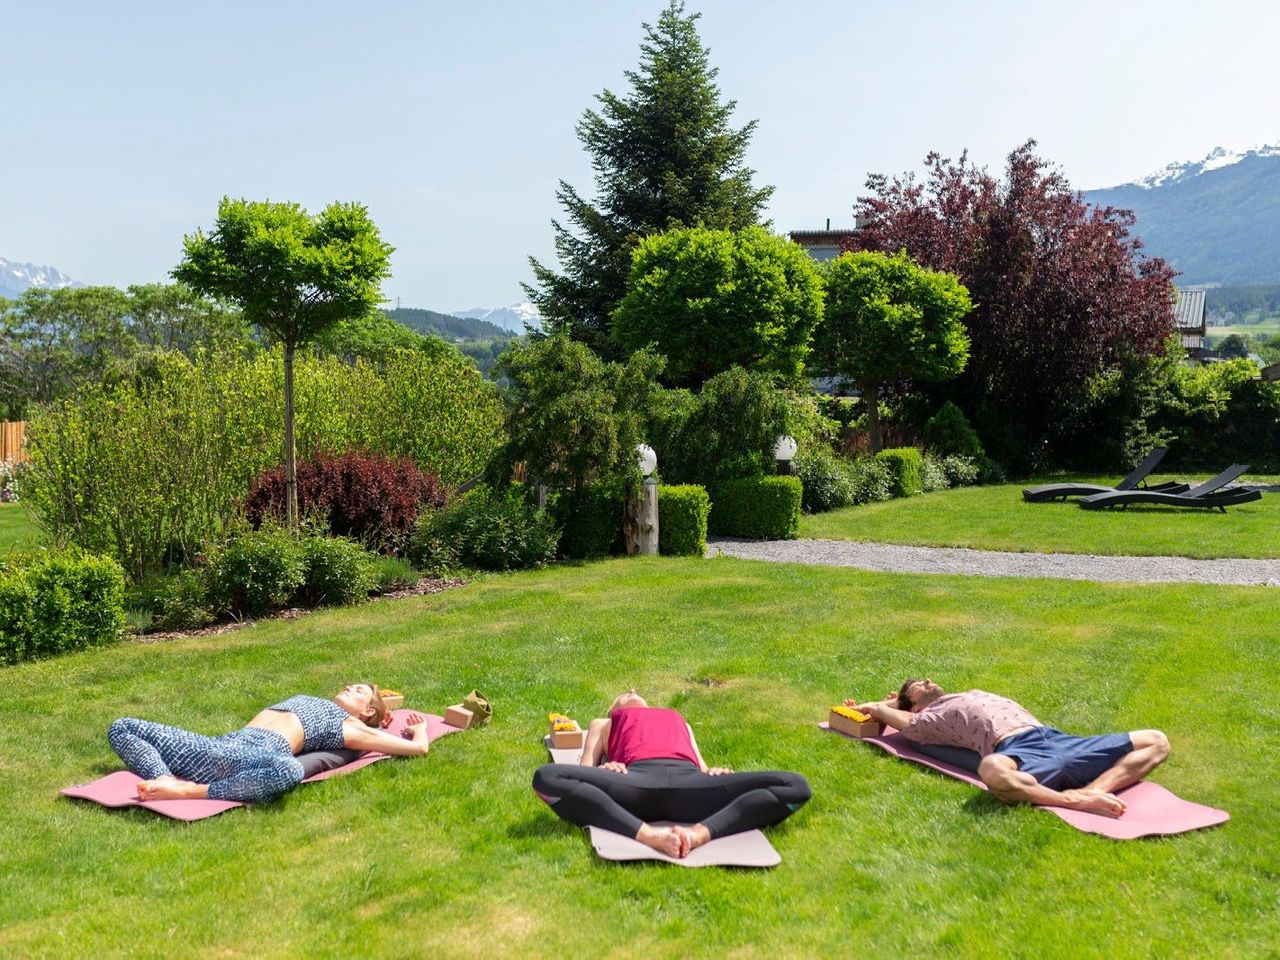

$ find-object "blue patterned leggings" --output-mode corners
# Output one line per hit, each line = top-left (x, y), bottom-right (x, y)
(108, 718), (305, 803)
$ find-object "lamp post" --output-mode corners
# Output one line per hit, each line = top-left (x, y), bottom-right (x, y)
(774, 435), (798, 475)
(625, 444), (660, 556)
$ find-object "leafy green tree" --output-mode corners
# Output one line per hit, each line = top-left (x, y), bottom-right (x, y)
(1216, 333), (1251, 359)
(611, 227), (823, 388)
(526, 0), (772, 357)
(125, 283), (248, 354)
(0, 286), (132, 416)
(489, 333), (663, 496)
(174, 198), (393, 525)
(816, 250), (972, 452)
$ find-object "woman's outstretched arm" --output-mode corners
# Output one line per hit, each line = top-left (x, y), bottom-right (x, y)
(343, 713), (430, 757)
(580, 718), (610, 767)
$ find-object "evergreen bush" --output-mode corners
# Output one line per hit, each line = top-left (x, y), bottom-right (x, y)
(551, 482), (624, 559)
(708, 475), (802, 540)
(922, 401), (986, 460)
(0, 551), (126, 664)
(658, 484), (710, 556)
(875, 447), (924, 497)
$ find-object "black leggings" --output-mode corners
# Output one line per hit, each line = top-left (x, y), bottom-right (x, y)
(532, 759), (810, 839)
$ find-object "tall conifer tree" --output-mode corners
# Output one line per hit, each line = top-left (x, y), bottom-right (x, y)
(525, 1), (772, 358)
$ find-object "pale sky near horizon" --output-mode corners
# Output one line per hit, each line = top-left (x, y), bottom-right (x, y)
(3, 0), (1278, 311)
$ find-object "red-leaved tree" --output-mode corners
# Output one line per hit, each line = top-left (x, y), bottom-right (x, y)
(848, 141), (1177, 471)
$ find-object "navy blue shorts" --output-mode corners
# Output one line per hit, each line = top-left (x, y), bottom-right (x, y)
(993, 726), (1133, 789)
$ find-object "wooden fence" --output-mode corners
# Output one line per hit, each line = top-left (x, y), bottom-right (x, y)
(1, 421), (27, 463)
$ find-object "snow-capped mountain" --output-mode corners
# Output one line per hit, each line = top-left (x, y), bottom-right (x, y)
(450, 301), (541, 334)
(1086, 144), (1280, 286)
(1129, 143), (1280, 190)
(0, 257), (82, 300)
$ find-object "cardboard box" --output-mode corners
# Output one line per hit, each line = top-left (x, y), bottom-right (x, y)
(381, 693), (405, 711)
(444, 704), (475, 729)
(828, 708), (879, 739)
(550, 727), (585, 750)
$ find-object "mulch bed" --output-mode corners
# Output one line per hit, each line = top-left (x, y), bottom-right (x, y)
(128, 576), (469, 645)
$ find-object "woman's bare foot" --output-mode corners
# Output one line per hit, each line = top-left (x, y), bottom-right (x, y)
(672, 824), (712, 854)
(1063, 788), (1126, 818)
(635, 823), (684, 858)
(136, 775), (208, 801)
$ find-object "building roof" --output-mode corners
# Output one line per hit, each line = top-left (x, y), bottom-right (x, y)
(789, 229), (859, 243)
(1173, 287), (1206, 333)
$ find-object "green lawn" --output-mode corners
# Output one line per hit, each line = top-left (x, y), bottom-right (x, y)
(2, 558), (1275, 957)
(0, 502), (43, 553)
(1206, 319), (1280, 342)
(798, 477), (1280, 558)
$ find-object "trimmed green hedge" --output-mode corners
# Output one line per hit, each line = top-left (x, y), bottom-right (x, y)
(658, 484), (710, 556)
(0, 551), (126, 663)
(708, 475), (802, 540)
(875, 447), (923, 497)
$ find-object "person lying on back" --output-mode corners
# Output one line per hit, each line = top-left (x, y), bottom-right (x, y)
(847, 679), (1170, 818)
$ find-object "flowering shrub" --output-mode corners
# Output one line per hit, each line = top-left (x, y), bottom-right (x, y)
(245, 449), (446, 554)
(0, 461), (22, 502)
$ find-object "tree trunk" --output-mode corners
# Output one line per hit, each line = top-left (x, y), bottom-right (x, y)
(283, 341), (298, 528)
(863, 379), (883, 453)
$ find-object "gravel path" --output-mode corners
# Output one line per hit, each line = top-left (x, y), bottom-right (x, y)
(708, 538), (1280, 587)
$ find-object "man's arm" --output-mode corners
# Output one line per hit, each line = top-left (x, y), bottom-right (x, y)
(845, 697), (916, 732)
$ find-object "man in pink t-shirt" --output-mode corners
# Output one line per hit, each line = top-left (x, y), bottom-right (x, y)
(849, 679), (1170, 818)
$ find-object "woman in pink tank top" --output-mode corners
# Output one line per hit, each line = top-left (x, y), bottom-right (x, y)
(533, 690), (810, 859)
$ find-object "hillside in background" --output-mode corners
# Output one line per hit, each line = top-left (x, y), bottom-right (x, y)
(1085, 146), (1280, 286)
(383, 307), (512, 342)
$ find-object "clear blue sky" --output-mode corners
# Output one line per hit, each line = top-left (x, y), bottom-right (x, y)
(3, 0), (1278, 310)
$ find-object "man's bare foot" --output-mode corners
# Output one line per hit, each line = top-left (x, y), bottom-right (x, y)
(1063, 788), (1126, 818)
(635, 823), (684, 858)
(136, 775), (207, 801)
(672, 823), (712, 854)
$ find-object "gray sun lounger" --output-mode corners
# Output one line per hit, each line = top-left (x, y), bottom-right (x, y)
(1078, 464), (1260, 512)
(1022, 447), (1189, 502)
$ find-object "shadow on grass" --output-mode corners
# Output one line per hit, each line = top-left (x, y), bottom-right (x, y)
(961, 792), (1016, 818)
(507, 813), (573, 840)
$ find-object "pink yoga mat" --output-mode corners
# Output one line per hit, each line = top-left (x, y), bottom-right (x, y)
(819, 722), (1229, 839)
(63, 710), (463, 821)
(540, 736), (781, 867)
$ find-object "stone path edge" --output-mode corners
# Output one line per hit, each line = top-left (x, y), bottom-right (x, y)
(707, 537), (1280, 587)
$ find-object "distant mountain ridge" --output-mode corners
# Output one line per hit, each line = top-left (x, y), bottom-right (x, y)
(1, 257), (82, 299)
(450, 302), (541, 334)
(384, 307), (513, 342)
(1085, 144), (1280, 286)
